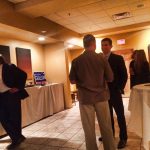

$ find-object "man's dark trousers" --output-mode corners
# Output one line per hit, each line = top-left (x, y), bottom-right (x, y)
(0, 91), (22, 142)
(108, 89), (127, 140)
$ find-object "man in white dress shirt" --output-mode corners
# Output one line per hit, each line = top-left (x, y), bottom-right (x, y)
(0, 55), (28, 149)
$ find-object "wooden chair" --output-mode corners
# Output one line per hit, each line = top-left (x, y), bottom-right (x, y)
(71, 90), (78, 105)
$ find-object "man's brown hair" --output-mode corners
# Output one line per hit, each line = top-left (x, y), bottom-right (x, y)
(101, 38), (112, 46)
(83, 34), (96, 48)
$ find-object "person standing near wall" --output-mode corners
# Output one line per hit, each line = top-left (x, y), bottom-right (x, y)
(130, 49), (150, 86)
(129, 50), (138, 88)
(100, 38), (128, 149)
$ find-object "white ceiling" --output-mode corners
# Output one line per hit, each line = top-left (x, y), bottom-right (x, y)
(44, 0), (150, 33)
(0, 23), (58, 44)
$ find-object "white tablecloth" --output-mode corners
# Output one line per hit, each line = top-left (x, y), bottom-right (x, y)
(0, 83), (65, 136)
(128, 84), (150, 150)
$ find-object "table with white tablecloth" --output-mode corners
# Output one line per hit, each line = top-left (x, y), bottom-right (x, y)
(0, 83), (65, 136)
(128, 84), (150, 150)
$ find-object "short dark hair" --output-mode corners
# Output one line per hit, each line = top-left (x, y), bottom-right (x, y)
(83, 34), (96, 48)
(101, 38), (112, 46)
(0, 55), (6, 64)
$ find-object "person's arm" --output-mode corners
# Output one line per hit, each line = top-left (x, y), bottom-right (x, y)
(129, 61), (135, 75)
(9, 88), (19, 93)
(143, 61), (150, 74)
(69, 60), (77, 84)
(10, 64), (27, 90)
(142, 61), (150, 82)
(118, 56), (128, 90)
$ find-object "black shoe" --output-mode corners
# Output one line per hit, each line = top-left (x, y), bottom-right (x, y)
(98, 137), (103, 141)
(7, 135), (26, 149)
(117, 140), (127, 149)
(99, 136), (115, 142)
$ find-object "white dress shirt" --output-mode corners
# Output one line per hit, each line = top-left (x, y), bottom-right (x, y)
(105, 52), (111, 60)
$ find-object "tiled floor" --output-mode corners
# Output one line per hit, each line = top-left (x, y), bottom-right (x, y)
(0, 98), (144, 150)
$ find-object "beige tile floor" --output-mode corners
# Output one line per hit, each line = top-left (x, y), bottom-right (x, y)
(0, 98), (144, 150)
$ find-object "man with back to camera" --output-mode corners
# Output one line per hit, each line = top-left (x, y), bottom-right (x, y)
(99, 38), (128, 149)
(69, 34), (116, 150)
(0, 55), (29, 149)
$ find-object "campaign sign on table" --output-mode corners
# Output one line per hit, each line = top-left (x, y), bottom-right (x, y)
(34, 72), (46, 85)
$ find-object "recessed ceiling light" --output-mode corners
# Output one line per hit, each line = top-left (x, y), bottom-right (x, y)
(38, 37), (45, 41)
(41, 31), (47, 33)
(68, 44), (73, 48)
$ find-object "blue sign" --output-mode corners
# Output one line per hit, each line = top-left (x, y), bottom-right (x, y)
(33, 72), (46, 85)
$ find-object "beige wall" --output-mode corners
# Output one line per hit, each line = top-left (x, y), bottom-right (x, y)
(44, 42), (72, 108)
(100, 28), (150, 59)
(0, 37), (45, 80)
(69, 49), (84, 61)
(68, 29), (150, 95)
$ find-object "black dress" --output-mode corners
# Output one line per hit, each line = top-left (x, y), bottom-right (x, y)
(130, 61), (150, 88)
(129, 60), (136, 88)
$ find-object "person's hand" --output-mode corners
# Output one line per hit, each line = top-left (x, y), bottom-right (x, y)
(9, 88), (19, 93)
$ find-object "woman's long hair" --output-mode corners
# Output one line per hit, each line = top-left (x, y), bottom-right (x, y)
(134, 50), (148, 73)
(131, 50), (138, 59)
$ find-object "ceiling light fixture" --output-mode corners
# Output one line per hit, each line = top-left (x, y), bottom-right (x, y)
(38, 37), (45, 41)
(117, 39), (126, 45)
(68, 44), (73, 48)
(41, 31), (47, 33)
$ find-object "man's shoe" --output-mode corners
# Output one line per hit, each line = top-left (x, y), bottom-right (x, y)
(117, 140), (127, 149)
(99, 135), (115, 142)
(7, 135), (26, 149)
(98, 137), (103, 141)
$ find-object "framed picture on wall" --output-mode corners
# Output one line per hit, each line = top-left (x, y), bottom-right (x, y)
(148, 44), (150, 63)
(16, 47), (32, 80)
(0, 45), (10, 63)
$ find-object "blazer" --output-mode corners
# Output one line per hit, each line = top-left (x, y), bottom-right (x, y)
(108, 53), (128, 94)
(2, 63), (29, 100)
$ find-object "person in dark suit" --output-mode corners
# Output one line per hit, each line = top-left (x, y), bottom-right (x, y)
(0, 55), (29, 149)
(99, 38), (128, 149)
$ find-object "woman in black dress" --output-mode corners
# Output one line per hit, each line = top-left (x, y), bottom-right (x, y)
(129, 49), (150, 88)
(129, 50), (137, 88)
